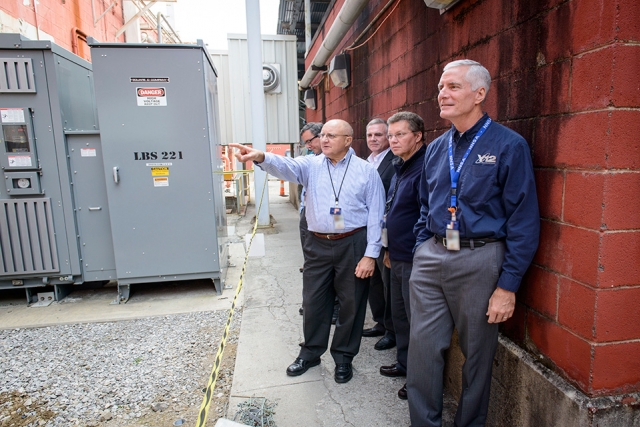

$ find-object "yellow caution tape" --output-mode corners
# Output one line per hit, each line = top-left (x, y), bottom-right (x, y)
(195, 178), (269, 427)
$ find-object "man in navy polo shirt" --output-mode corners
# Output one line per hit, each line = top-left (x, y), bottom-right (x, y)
(408, 60), (540, 426)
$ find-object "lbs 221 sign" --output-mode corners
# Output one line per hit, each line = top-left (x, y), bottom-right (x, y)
(136, 87), (167, 106)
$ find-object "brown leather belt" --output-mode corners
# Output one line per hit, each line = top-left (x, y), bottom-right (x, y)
(434, 234), (502, 248)
(313, 227), (365, 241)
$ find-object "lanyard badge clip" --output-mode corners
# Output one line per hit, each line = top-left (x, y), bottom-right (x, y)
(445, 207), (460, 251)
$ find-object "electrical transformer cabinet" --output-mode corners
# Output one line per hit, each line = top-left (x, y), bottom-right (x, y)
(0, 34), (116, 301)
(88, 39), (227, 300)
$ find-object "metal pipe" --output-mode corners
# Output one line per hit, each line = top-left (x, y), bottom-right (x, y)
(71, 27), (88, 56)
(245, 0), (270, 226)
(159, 14), (182, 43)
(94, 0), (119, 27)
(157, 11), (162, 43)
(346, 0), (396, 49)
(304, 0), (311, 55)
(32, 0), (41, 40)
(298, 0), (369, 90)
(115, 0), (157, 39)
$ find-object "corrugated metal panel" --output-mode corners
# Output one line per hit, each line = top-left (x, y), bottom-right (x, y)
(210, 51), (234, 145)
(0, 58), (36, 93)
(227, 34), (299, 145)
(0, 198), (59, 276)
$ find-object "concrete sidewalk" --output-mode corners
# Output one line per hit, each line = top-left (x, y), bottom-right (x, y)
(227, 182), (412, 427)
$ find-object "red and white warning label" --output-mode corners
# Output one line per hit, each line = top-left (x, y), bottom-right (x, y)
(136, 87), (167, 107)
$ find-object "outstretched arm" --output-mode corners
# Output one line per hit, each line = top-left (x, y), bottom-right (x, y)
(229, 143), (265, 164)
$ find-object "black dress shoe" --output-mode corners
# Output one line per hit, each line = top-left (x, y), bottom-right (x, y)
(398, 384), (407, 400)
(334, 363), (353, 383)
(362, 326), (385, 337)
(299, 306), (304, 315)
(380, 364), (406, 377)
(374, 336), (397, 350)
(331, 305), (340, 325)
(286, 357), (320, 376)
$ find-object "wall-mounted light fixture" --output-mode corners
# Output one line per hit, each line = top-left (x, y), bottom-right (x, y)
(329, 53), (351, 89)
(423, 0), (462, 12)
(304, 88), (317, 110)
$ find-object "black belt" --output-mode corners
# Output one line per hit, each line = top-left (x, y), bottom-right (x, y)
(313, 227), (365, 241)
(434, 234), (502, 248)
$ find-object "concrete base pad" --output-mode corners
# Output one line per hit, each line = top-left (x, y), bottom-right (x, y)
(444, 332), (640, 427)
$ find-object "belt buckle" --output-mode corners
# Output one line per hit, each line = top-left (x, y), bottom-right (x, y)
(441, 237), (447, 247)
(326, 234), (331, 240)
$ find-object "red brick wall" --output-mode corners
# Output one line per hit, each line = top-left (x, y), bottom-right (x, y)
(1, 0), (125, 61)
(306, 0), (640, 397)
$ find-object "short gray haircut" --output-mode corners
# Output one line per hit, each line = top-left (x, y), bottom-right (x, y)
(366, 118), (388, 132)
(443, 59), (491, 94)
(300, 122), (323, 138)
(387, 112), (425, 141)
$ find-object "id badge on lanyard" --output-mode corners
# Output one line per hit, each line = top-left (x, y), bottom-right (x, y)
(381, 214), (388, 246)
(330, 205), (345, 229)
(446, 118), (492, 250)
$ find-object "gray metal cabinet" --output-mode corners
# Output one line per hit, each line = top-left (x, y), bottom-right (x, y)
(88, 40), (227, 297)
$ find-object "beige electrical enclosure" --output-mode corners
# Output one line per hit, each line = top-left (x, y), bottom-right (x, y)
(226, 34), (299, 145)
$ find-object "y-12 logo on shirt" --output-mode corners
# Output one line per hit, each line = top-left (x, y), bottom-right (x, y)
(475, 153), (497, 164)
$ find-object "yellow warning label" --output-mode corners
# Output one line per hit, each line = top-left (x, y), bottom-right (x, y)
(151, 166), (169, 176)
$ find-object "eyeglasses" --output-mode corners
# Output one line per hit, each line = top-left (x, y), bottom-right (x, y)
(319, 133), (350, 140)
(387, 131), (414, 140)
(303, 135), (319, 145)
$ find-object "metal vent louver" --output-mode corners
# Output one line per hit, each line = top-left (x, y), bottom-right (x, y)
(0, 58), (36, 93)
(0, 198), (59, 276)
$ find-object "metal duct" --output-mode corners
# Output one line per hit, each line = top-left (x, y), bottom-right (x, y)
(298, 0), (369, 90)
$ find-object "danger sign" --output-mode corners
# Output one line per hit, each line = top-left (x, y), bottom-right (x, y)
(136, 87), (167, 106)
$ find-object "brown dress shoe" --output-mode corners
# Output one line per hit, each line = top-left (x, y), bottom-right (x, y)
(380, 364), (406, 377)
(398, 383), (407, 400)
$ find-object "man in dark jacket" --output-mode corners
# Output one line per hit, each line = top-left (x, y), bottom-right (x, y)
(379, 112), (427, 400)
(363, 118), (397, 351)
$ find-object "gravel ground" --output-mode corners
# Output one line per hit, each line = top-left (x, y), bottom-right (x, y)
(0, 310), (241, 427)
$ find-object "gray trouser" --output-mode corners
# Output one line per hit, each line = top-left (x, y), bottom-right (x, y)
(408, 237), (505, 427)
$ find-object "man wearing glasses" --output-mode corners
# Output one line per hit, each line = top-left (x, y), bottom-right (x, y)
(297, 123), (341, 323)
(362, 118), (397, 353)
(379, 111), (427, 401)
(230, 119), (385, 384)
(409, 60), (539, 426)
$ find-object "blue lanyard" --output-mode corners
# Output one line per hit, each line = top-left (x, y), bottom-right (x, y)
(447, 117), (492, 209)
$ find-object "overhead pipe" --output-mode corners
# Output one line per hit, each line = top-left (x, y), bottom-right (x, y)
(298, 0), (369, 90)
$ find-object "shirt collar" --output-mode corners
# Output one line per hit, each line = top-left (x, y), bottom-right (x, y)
(325, 147), (354, 165)
(367, 147), (391, 168)
(453, 113), (489, 144)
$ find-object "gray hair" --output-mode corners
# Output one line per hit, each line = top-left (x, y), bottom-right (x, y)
(443, 59), (491, 94)
(366, 118), (388, 132)
(387, 112), (425, 141)
(300, 122), (323, 137)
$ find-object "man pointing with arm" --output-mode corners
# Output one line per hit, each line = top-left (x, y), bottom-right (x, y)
(230, 118), (385, 384)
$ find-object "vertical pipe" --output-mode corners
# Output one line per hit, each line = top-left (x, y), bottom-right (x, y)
(32, 0), (41, 40)
(245, 0), (270, 226)
(304, 0), (311, 55)
(157, 12), (163, 43)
